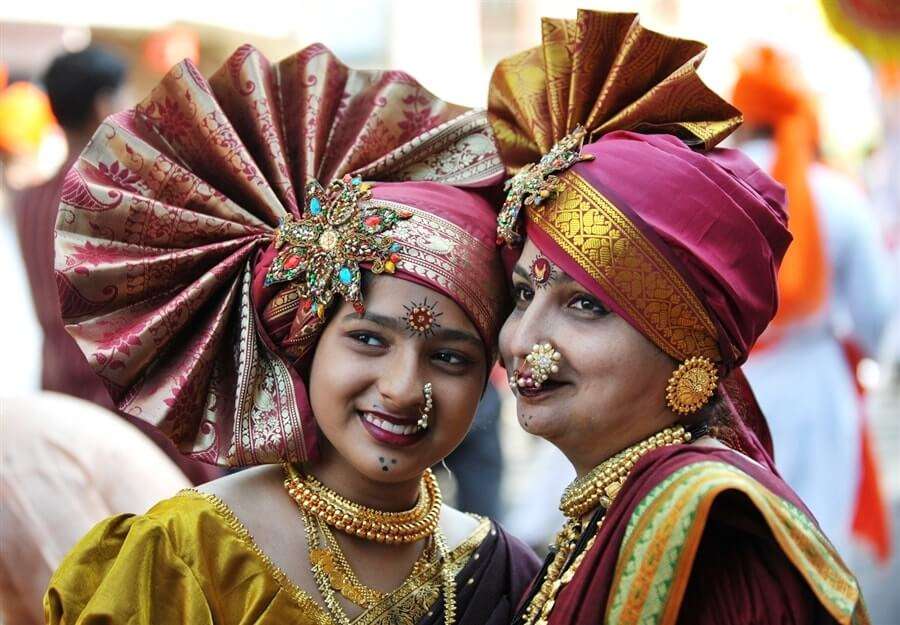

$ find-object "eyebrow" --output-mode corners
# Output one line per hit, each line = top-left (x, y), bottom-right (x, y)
(341, 310), (483, 347)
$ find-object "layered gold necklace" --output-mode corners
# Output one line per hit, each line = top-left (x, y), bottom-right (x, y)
(283, 464), (456, 625)
(285, 464), (442, 543)
(518, 424), (699, 625)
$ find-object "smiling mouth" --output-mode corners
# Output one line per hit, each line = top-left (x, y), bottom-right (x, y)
(358, 411), (426, 447)
(515, 380), (568, 401)
(361, 411), (420, 436)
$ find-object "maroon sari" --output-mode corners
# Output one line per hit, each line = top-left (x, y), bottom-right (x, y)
(520, 445), (867, 625)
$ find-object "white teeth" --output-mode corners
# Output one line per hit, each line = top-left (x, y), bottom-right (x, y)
(362, 412), (419, 436)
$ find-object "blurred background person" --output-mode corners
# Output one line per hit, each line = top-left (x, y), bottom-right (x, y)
(8, 47), (219, 484)
(443, 376), (504, 519)
(0, 393), (190, 625)
(733, 45), (896, 560)
(11, 46), (127, 411)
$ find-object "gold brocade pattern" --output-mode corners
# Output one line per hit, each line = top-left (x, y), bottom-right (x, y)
(262, 200), (507, 360)
(487, 10), (741, 174)
(530, 172), (720, 362)
(183, 489), (491, 625)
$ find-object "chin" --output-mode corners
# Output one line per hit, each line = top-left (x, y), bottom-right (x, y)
(517, 405), (566, 439)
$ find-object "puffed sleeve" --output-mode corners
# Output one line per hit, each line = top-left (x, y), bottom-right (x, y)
(44, 513), (213, 625)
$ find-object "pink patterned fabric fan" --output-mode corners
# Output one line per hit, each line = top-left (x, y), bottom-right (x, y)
(55, 43), (505, 467)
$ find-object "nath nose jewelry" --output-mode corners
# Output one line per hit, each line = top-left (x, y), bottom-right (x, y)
(510, 342), (562, 390)
(417, 382), (433, 429)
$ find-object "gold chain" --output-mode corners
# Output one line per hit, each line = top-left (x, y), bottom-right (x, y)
(287, 464), (456, 625)
(284, 463), (442, 544)
(559, 424), (692, 518)
(521, 424), (695, 625)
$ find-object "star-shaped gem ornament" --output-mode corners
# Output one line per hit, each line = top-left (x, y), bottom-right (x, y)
(265, 175), (411, 318)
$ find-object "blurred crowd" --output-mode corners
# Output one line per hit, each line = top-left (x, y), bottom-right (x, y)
(1, 2), (898, 623)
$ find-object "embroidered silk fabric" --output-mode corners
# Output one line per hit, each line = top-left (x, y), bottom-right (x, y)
(487, 10), (741, 173)
(55, 44), (506, 467)
(44, 491), (540, 625)
(526, 445), (868, 625)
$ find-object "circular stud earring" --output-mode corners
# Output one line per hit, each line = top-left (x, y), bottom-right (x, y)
(417, 382), (433, 429)
(665, 356), (718, 414)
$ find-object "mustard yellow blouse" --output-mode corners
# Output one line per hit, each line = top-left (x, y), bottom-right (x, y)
(45, 490), (490, 625)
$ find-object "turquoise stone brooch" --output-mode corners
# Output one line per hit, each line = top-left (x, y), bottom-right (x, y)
(265, 175), (410, 318)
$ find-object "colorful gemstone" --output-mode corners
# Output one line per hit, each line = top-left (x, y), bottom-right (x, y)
(284, 255), (301, 270)
(384, 260), (396, 273)
(364, 215), (381, 228)
(309, 197), (322, 215)
(338, 267), (352, 284)
(390, 243), (401, 252)
(389, 253), (401, 264)
(351, 176), (361, 186)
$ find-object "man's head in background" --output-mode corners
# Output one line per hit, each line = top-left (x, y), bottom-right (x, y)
(42, 46), (128, 145)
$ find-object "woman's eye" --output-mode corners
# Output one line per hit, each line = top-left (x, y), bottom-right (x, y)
(569, 295), (609, 315)
(350, 332), (385, 347)
(433, 351), (469, 366)
(513, 284), (534, 305)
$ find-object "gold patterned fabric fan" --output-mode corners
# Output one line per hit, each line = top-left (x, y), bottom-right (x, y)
(488, 10), (742, 175)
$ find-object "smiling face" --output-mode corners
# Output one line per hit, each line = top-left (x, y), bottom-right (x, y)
(499, 239), (679, 473)
(309, 274), (487, 483)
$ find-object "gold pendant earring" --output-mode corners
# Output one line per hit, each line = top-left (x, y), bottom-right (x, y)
(418, 382), (433, 429)
(665, 356), (718, 414)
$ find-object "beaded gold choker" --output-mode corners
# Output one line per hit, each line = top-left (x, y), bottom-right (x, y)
(283, 464), (442, 544)
(560, 424), (695, 519)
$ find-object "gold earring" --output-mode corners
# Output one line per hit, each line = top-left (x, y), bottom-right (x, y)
(418, 382), (433, 429)
(665, 356), (718, 415)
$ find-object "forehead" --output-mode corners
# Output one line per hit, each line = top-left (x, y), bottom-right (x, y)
(362, 273), (478, 334)
(514, 240), (570, 283)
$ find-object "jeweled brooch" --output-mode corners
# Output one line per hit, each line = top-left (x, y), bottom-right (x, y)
(496, 125), (595, 246)
(264, 175), (410, 318)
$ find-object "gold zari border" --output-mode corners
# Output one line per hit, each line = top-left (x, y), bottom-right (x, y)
(529, 172), (720, 362)
(179, 489), (490, 625)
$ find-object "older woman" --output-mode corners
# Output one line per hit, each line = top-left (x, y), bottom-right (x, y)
(489, 10), (868, 625)
(44, 44), (539, 625)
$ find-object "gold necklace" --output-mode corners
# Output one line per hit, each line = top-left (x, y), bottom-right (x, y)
(313, 517), (438, 609)
(520, 424), (696, 625)
(560, 424), (693, 518)
(284, 463), (442, 544)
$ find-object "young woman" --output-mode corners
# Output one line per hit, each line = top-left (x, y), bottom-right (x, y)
(45, 43), (539, 625)
(489, 10), (868, 625)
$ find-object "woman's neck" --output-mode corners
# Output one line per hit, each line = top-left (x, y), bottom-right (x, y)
(308, 443), (422, 512)
(566, 406), (678, 478)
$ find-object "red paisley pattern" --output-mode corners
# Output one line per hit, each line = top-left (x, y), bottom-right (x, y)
(56, 44), (503, 467)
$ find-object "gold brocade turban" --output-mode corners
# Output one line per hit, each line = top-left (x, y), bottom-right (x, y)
(488, 11), (793, 461)
(488, 10), (747, 368)
(55, 44), (508, 467)
(488, 10), (741, 173)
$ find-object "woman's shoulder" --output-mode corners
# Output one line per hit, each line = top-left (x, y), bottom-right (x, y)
(607, 442), (865, 625)
(439, 504), (541, 575)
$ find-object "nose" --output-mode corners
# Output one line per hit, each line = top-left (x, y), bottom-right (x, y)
(375, 344), (427, 414)
(504, 297), (552, 369)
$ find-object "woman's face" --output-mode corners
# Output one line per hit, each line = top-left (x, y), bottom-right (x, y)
(499, 239), (677, 471)
(310, 274), (487, 483)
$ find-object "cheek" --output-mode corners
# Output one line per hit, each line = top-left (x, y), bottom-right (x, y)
(309, 336), (369, 422)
